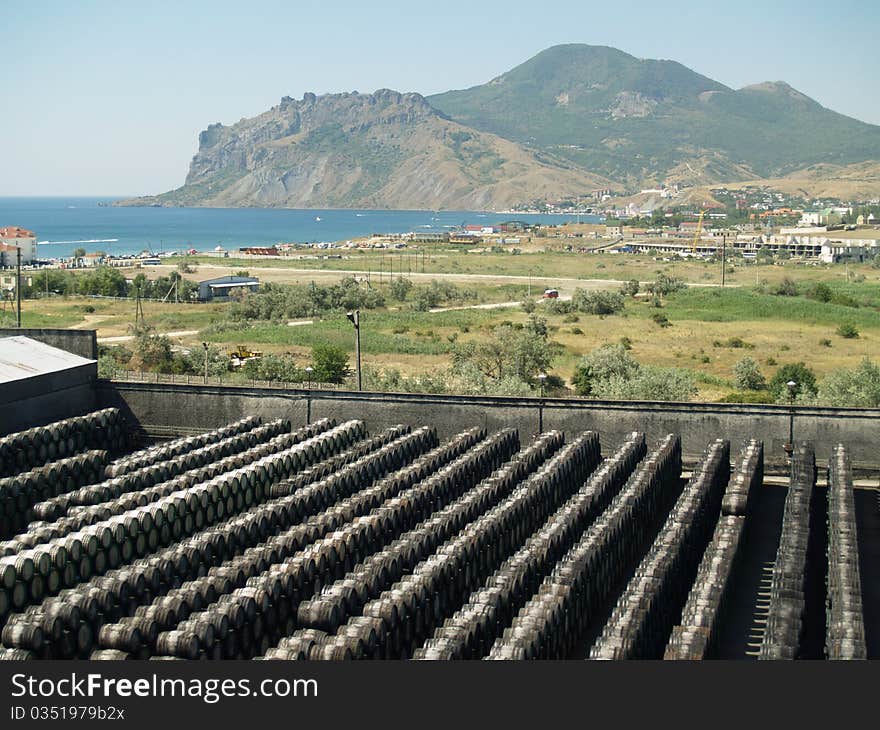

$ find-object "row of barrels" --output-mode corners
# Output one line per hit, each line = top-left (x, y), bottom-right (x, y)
(264, 431), (593, 660)
(30, 419), (293, 522)
(486, 435), (682, 659)
(285, 429), (534, 636)
(130, 429), (515, 660)
(0, 451), (109, 540)
(1, 409), (125, 478)
(759, 444), (818, 660)
(0, 421), (366, 633)
(415, 432), (647, 659)
(104, 417), (262, 478)
(825, 445), (867, 660)
(665, 440), (764, 660)
(2, 420), (336, 558)
(83, 427), (440, 659)
(0, 420), (394, 657)
(33, 427), (434, 659)
(590, 439), (731, 659)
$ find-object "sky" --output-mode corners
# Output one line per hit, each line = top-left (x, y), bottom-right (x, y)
(3, 0), (879, 196)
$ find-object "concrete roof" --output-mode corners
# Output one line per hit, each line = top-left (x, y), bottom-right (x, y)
(0, 336), (95, 384)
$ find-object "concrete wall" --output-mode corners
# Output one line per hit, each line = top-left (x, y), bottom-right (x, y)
(1, 364), (98, 434)
(98, 381), (880, 471)
(0, 328), (97, 360)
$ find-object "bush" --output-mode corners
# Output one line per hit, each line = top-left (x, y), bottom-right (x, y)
(733, 356), (766, 391)
(571, 344), (639, 397)
(769, 362), (818, 401)
(521, 297), (536, 314)
(772, 277), (799, 297)
(819, 338), (832, 347)
(572, 289), (625, 315)
(651, 312), (671, 327)
(620, 279), (640, 297)
(619, 336), (633, 350)
(837, 322), (860, 339)
(595, 366), (697, 402)
(243, 353), (302, 382)
(311, 343), (351, 384)
(645, 273), (685, 296)
(816, 358), (880, 407)
(389, 277), (413, 302)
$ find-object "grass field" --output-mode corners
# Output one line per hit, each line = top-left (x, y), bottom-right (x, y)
(5, 251), (879, 401)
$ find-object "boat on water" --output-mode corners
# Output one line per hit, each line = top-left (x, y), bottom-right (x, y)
(315, 216), (322, 222)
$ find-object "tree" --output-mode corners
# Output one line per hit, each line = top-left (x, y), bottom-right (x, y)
(572, 344), (697, 401)
(733, 357), (766, 391)
(311, 344), (350, 384)
(769, 362), (817, 401)
(73, 247), (86, 260)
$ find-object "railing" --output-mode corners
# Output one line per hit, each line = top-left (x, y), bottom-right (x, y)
(109, 370), (344, 390)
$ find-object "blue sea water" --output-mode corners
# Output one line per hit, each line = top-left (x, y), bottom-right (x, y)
(0, 198), (601, 260)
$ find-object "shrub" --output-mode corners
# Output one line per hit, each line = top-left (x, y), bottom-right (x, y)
(311, 343), (351, 383)
(645, 273), (685, 296)
(521, 297), (536, 314)
(651, 312), (671, 327)
(733, 356), (766, 391)
(595, 366), (697, 402)
(572, 344), (639, 397)
(620, 279), (640, 297)
(819, 338), (832, 348)
(389, 277), (413, 302)
(837, 322), (860, 339)
(769, 362), (818, 401)
(572, 289), (625, 315)
(816, 358), (880, 407)
(562, 313), (580, 324)
(772, 277), (799, 297)
(570, 327), (584, 335)
(243, 353), (302, 383)
(619, 336), (633, 350)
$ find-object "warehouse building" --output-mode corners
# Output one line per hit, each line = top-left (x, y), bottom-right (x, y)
(197, 275), (260, 301)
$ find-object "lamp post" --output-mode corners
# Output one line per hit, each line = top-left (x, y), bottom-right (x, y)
(346, 310), (362, 391)
(202, 342), (209, 384)
(304, 366), (314, 423)
(538, 372), (547, 434)
(785, 380), (797, 457)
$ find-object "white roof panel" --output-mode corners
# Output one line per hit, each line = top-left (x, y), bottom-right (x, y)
(0, 336), (95, 384)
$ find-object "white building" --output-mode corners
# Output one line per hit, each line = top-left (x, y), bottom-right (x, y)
(0, 226), (38, 266)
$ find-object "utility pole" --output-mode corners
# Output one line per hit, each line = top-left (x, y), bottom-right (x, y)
(16, 246), (22, 328)
(347, 310), (362, 391)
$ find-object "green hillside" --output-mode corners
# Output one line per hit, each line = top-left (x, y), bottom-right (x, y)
(429, 44), (880, 185)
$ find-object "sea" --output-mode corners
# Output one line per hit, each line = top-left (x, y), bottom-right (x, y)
(0, 197), (601, 260)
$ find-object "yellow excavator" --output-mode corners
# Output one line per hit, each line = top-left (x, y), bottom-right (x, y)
(228, 345), (263, 366)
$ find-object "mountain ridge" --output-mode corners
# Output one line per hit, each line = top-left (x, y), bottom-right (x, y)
(118, 44), (880, 209)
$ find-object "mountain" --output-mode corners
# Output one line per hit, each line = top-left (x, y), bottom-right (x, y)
(120, 45), (880, 209)
(428, 44), (880, 186)
(120, 89), (611, 210)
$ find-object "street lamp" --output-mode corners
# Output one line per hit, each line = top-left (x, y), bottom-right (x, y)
(785, 380), (797, 457)
(346, 310), (362, 391)
(538, 372), (548, 434)
(305, 366), (313, 390)
(202, 342), (209, 384)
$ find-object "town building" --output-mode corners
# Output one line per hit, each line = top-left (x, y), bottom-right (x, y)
(0, 227), (38, 266)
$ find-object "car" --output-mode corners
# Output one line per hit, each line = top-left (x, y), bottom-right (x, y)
(542, 289), (560, 299)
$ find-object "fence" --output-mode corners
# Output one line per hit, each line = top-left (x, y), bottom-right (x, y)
(110, 370), (344, 391)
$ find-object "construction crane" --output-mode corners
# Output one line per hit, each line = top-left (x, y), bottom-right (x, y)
(690, 209), (708, 254)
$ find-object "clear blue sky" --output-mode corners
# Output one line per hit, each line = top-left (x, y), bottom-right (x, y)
(4, 0), (879, 196)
